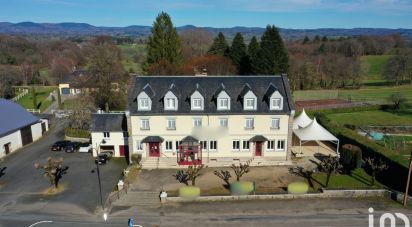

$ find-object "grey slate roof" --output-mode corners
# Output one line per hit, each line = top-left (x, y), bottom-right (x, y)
(60, 70), (88, 87)
(141, 136), (164, 143)
(249, 135), (269, 142)
(129, 75), (295, 115)
(91, 113), (126, 132)
(0, 98), (40, 137)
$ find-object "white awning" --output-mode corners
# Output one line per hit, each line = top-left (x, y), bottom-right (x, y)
(293, 118), (339, 142)
(293, 108), (312, 129)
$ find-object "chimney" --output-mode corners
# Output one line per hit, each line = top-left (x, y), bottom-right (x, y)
(195, 67), (208, 76)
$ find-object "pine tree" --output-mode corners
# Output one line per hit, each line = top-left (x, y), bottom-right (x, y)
(302, 36), (310, 44)
(208, 32), (229, 56)
(248, 36), (260, 74)
(146, 12), (183, 68)
(229, 33), (248, 74)
(253, 25), (289, 74)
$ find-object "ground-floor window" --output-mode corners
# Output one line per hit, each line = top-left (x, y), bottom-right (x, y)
(242, 141), (250, 150)
(209, 140), (217, 151)
(200, 141), (207, 150)
(232, 140), (240, 151)
(267, 140), (275, 150)
(175, 141), (181, 152)
(135, 140), (143, 152)
(276, 140), (285, 151)
(165, 141), (173, 151)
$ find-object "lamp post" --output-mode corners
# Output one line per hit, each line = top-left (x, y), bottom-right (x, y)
(93, 139), (107, 219)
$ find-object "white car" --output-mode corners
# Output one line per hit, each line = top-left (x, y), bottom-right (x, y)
(78, 143), (92, 153)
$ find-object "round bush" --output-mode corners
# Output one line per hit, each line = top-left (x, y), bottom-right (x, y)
(179, 186), (200, 199)
(287, 182), (309, 194)
(230, 181), (254, 195)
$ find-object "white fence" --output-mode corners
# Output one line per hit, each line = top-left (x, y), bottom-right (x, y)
(26, 109), (40, 114)
(11, 89), (28, 102)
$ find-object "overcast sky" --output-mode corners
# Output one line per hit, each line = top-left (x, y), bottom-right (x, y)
(0, 0), (411, 28)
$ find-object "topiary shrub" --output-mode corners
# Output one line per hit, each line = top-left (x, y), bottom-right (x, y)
(341, 144), (363, 173)
(179, 186), (200, 199)
(230, 181), (254, 195)
(287, 182), (309, 194)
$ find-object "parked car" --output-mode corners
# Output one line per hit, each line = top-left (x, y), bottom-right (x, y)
(100, 151), (113, 158)
(79, 143), (92, 153)
(51, 141), (70, 151)
(65, 142), (81, 153)
(95, 153), (110, 165)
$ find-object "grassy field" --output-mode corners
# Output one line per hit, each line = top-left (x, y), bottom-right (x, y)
(17, 86), (56, 112)
(311, 169), (384, 190)
(118, 43), (146, 74)
(360, 55), (392, 82)
(327, 109), (412, 126)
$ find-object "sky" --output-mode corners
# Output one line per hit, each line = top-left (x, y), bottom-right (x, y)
(0, 0), (411, 29)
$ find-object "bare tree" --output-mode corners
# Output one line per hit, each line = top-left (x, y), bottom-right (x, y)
(180, 28), (214, 61)
(389, 93), (407, 110)
(366, 157), (388, 186)
(319, 155), (342, 187)
(34, 157), (68, 189)
(231, 159), (252, 181)
(214, 170), (232, 188)
(174, 165), (204, 186)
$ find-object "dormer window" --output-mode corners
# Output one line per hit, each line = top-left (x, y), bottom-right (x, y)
(245, 98), (255, 109)
(243, 90), (257, 111)
(140, 98), (149, 109)
(166, 98), (175, 109)
(164, 90), (178, 111)
(137, 91), (152, 111)
(271, 98), (281, 109)
(190, 90), (204, 111)
(192, 98), (202, 109)
(217, 90), (230, 111)
(269, 91), (283, 110)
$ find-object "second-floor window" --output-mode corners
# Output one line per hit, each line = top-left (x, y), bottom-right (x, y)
(245, 118), (254, 129)
(271, 118), (280, 129)
(141, 119), (150, 130)
(103, 132), (110, 138)
(193, 118), (202, 127)
(167, 119), (176, 130)
(219, 118), (228, 127)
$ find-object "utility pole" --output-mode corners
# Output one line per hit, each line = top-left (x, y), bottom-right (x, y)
(404, 150), (412, 207)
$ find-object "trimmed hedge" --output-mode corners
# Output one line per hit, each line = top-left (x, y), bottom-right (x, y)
(230, 181), (254, 195)
(287, 182), (309, 194)
(179, 186), (200, 199)
(341, 144), (363, 173)
(305, 105), (381, 116)
(65, 128), (90, 138)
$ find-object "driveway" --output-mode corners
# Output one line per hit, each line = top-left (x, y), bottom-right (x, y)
(0, 118), (127, 215)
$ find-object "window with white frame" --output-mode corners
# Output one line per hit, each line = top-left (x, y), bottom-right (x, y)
(167, 118), (176, 130)
(103, 132), (110, 138)
(276, 140), (285, 151)
(200, 141), (207, 150)
(166, 98), (176, 109)
(140, 119), (150, 130)
(193, 118), (202, 127)
(245, 98), (256, 109)
(267, 140), (275, 150)
(136, 140), (143, 151)
(245, 118), (254, 129)
(139, 98), (149, 109)
(165, 141), (173, 151)
(242, 141), (250, 150)
(232, 140), (240, 150)
(192, 98), (202, 110)
(218, 98), (229, 110)
(271, 118), (280, 129)
(175, 141), (181, 151)
(219, 118), (228, 127)
(209, 140), (217, 150)
(271, 98), (282, 109)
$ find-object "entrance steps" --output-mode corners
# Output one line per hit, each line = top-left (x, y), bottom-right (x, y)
(141, 157), (180, 169)
(112, 190), (160, 208)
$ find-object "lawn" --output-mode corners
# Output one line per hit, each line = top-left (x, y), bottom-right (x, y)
(293, 84), (412, 104)
(17, 86), (56, 112)
(118, 43), (146, 74)
(310, 169), (384, 190)
(360, 55), (393, 82)
(327, 109), (412, 126)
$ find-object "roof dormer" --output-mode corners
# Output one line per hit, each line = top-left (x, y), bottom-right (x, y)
(190, 83), (205, 111)
(239, 83), (257, 111)
(137, 83), (154, 111)
(214, 83), (230, 111)
(265, 83), (283, 110)
(164, 83), (179, 111)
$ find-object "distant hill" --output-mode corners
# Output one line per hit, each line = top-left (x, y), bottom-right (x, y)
(0, 22), (411, 40)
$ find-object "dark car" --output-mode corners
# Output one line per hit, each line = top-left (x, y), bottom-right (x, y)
(65, 142), (81, 153)
(51, 141), (70, 151)
(95, 153), (110, 165)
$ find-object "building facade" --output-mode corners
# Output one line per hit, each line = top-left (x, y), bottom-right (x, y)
(128, 75), (295, 168)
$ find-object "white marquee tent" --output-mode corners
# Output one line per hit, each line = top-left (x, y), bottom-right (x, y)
(293, 117), (340, 155)
(293, 108), (312, 129)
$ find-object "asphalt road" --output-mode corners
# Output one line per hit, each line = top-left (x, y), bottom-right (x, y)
(0, 118), (127, 220)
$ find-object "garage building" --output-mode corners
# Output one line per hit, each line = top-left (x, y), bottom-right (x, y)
(0, 98), (49, 158)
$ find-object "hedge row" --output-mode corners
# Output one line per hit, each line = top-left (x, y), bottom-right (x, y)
(65, 128), (90, 138)
(305, 104), (381, 116)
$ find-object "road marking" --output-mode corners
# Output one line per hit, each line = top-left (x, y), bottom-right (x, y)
(28, 220), (53, 227)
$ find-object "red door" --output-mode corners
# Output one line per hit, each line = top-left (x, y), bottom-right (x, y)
(149, 143), (160, 157)
(255, 142), (262, 156)
(119, 145), (128, 157)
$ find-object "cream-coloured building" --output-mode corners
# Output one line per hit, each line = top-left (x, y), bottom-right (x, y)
(127, 75), (295, 168)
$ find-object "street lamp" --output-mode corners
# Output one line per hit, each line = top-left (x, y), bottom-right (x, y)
(92, 139), (107, 220)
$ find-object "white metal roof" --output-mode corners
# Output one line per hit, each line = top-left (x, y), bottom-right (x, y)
(293, 117), (339, 142)
(293, 108), (312, 129)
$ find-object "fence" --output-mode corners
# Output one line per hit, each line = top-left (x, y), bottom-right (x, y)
(26, 109), (40, 114)
(104, 181), (130, 210)
(11, 89), (28, 102)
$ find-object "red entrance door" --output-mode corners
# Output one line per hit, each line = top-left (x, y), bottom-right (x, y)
(119, 145), (128, 157)
(149, 143), (160, 157)
(255, 142), (262, 156)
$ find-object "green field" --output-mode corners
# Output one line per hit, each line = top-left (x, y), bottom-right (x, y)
(327, 109), (412, 126)
(360, 55), (393, 82)
(17, 86), (56, 112)
(311, 169), (384, 190)
(118, 44), (146, 74)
